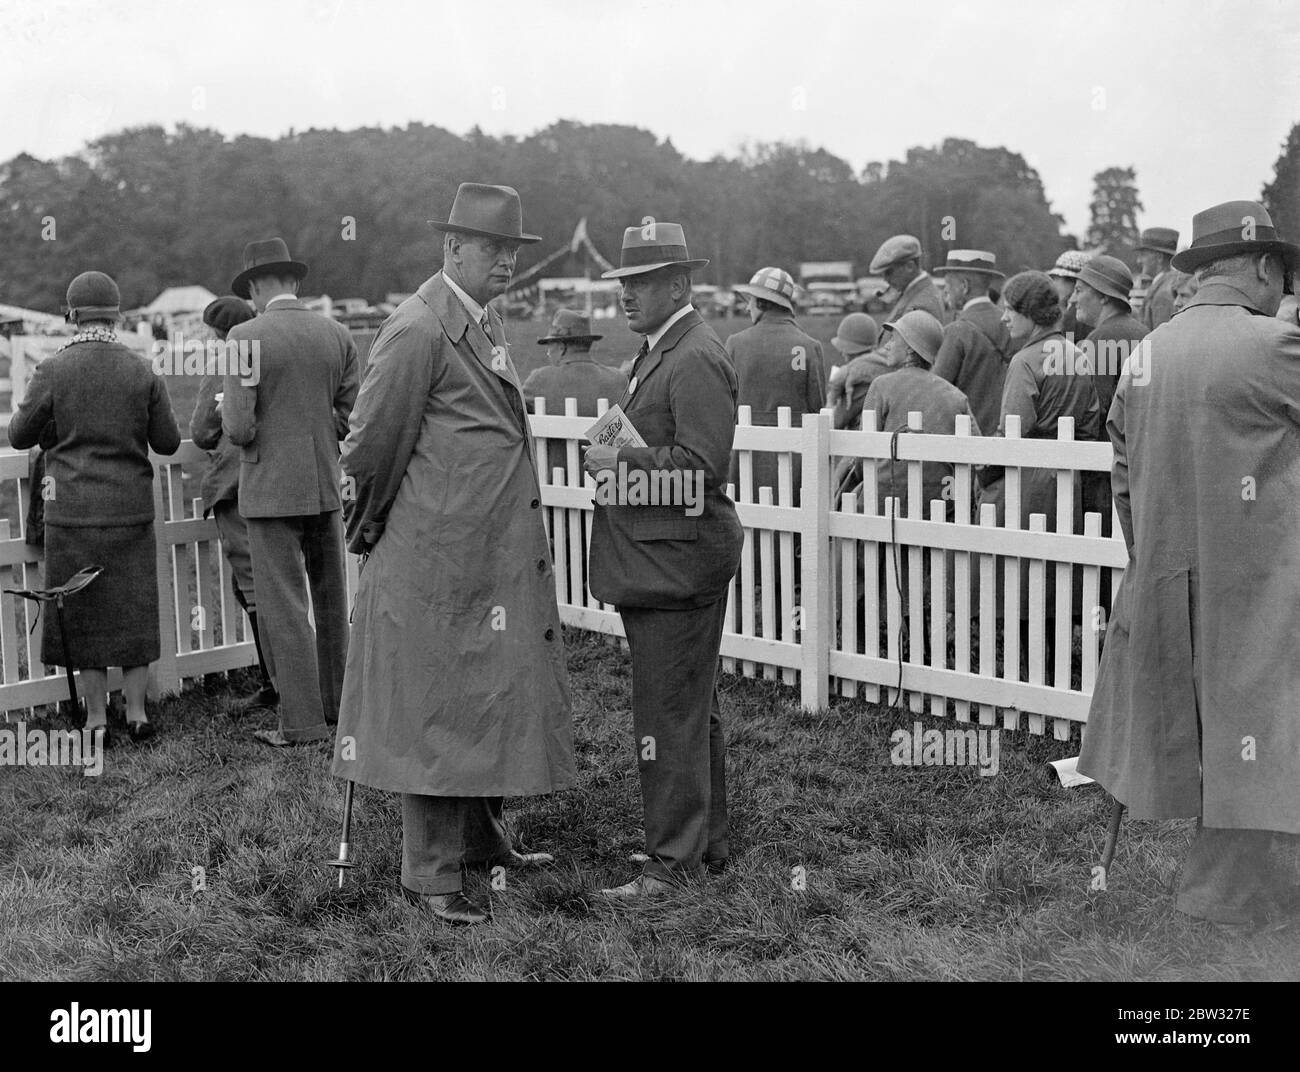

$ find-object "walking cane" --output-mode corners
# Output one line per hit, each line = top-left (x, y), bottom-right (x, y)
(5, 564), (104, 721)
(1099, 797), (1125, 877)
(325, 779), (357, 888)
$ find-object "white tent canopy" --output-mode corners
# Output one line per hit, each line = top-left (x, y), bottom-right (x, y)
(0, 301), (64, 332)
(141, 285), (218, 316)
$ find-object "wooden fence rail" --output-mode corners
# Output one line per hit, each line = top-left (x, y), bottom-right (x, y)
(0, 402), (1126, 735)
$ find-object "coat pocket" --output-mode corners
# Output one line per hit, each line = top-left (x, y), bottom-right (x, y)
(632, 518), (698, 542)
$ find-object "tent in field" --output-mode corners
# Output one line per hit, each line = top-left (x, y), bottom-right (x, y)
(141, 285), (219, 316)
(507, 218), (621, 317)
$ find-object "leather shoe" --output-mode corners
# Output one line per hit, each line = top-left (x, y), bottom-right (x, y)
(599, 873), (675, 899)
(400, 886), (489, 925)
(126, 720), (155, 743)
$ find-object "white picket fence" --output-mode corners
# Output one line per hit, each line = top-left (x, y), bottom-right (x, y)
(0, 400), (1126, 735)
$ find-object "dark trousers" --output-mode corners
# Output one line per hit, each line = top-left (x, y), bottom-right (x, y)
(401, 795), (513, 895)
(620, 597), (729, 881)
(246, 511), (348, 742)
(1175, 823), (1300, 924)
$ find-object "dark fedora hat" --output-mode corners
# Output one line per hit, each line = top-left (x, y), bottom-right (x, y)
(601, 221), (709, 279)
(427, 183), (541, 244)
(1076, 254), (1135, 308)
(1135, 227), (1180, 256)
(1171, 200), (1300, 273)
(203, 295), (255, 336)
(231, 237), (308, 299)
(537, 308), (602, 344)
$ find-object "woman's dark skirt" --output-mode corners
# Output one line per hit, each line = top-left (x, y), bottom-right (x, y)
(42, 522), (160, 667)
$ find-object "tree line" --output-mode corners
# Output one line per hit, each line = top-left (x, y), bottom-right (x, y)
(1, 118), (1295, 313)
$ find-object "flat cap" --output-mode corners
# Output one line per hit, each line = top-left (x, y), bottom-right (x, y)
(869, 235), (923, 274)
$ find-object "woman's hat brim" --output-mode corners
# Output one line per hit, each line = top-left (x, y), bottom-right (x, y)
(1171, 239), (1300, 273)
(71, 306), (121, 321)
(733, 283), (794, 309)
(232, 260), (308, 299)
(601, 259), (709, 279)
(427, 221), (541, 244)
(831, 336), (874, 355)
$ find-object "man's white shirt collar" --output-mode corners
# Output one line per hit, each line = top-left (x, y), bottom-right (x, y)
(441, 271), (487, 325)
(266, 293), (298, 307)
(645, 303), (694, 353)
(962, 295), (993, 311)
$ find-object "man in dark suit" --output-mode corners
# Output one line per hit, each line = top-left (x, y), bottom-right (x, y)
(223, 238), (358, 746)
(522, 308), (628, 482)
(930, 250), (1013, 440)
(586, 221), (743, 898)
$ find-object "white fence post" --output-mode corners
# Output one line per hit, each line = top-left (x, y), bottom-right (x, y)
(800, 411), (830, 711)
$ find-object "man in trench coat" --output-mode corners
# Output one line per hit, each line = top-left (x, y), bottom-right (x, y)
(1079, 200), (1300, 925)
(332, 184), (575, 926)
(586, 221), (744, 898)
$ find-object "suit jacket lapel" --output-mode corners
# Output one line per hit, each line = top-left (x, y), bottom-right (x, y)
(622, 309), (701, 407)
(419, 276), (528, 434)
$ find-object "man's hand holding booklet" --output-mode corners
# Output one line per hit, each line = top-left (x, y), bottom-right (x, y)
(586, 404), (646, 449)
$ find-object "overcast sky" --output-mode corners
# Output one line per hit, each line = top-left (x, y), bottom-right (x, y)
(2, 0), (1298, 240)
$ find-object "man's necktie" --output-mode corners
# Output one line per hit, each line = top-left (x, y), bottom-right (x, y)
(626, 338), (649, 395)
(480, 315), (495, 346)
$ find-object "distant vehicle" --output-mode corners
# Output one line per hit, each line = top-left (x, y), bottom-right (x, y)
(799, 260), (858, 315)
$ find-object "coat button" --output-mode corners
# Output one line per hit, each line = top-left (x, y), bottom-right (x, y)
(530, 498), (539, 509)
(537, 558), (546, 573)
(544, 628), (555, 641)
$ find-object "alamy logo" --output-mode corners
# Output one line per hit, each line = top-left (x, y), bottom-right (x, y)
(0, 721), (103, 776)
(591, 463), (704, 517)
(49, 1003), (151, 1052)
(151, 331), (260, 385)
(889, 722), (1000, 776)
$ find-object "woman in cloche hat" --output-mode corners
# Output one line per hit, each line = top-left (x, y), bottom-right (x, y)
(7, 271), (182, 746)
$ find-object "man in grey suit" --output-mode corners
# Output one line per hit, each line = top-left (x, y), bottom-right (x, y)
(223, 238), (359, 746)
(586, 221), (743, 898)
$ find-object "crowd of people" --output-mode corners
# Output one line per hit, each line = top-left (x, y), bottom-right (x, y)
(9, 180), (1300, 928)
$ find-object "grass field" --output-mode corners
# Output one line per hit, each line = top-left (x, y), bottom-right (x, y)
(3, 627), (1298, 982)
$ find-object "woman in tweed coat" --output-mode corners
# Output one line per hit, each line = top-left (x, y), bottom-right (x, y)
(8, 271), (180, 745)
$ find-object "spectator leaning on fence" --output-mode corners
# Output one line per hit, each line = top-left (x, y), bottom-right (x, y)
(929, 249), (1013, 441)
(978, 271), (1100, 666)
(1079, 199), (1300, 927)
(222, 238), (358, 748)
(849, 309), (982, 515)
(826, 312), (883, 429)
(521, 307), (628, 483)
(7, 271), (181, 747)
(725, 265), (827, 504)
(188, 295), (278, 714)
